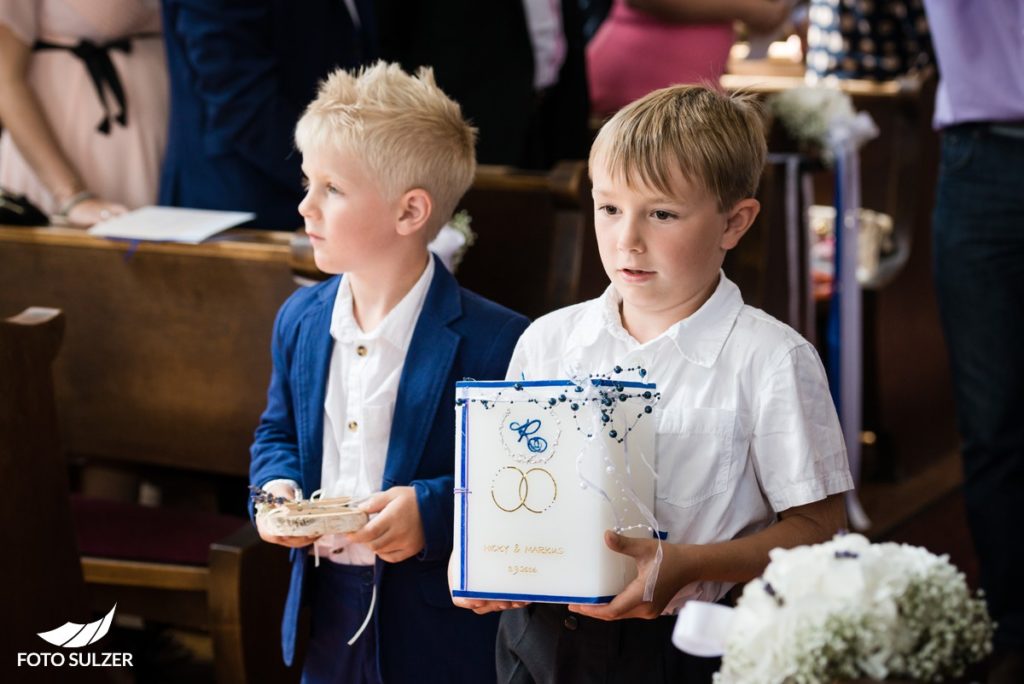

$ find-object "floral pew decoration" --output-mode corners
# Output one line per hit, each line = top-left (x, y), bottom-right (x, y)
(674, 532), (993, 683)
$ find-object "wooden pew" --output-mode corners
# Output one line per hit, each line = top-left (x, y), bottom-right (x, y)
(0, 227), (300, 683)
(456, 160), (604, 318)
(0, 307), (96, 681)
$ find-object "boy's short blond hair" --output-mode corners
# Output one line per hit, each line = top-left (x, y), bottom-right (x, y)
(590, 85), (767, 211)
(295, 61), (477, 238)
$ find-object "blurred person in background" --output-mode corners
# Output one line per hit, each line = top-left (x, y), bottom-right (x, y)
(587, 0), (791, 116)
(0, 0), (168, 226)
(923, 2), (1024, 682)
(158, 0), (375, 229)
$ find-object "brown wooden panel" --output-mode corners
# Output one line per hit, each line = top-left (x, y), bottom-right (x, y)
(1, 307), (95, 661)
(0, 227), (300, 476)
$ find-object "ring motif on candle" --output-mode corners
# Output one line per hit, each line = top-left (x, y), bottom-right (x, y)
(490, 466), (558, 513)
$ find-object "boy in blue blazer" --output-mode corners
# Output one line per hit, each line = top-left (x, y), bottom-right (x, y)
(250, 62), (529, 683)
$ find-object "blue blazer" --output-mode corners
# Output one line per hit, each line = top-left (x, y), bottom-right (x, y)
(250, 255), (529, 680)
(158, 0), (376, 229)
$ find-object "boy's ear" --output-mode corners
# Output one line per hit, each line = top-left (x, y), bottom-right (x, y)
(721, 198), (760, 251)
(395, 188), (432, 237)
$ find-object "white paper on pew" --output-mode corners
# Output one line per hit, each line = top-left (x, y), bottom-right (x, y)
(88, 206), (255, 244)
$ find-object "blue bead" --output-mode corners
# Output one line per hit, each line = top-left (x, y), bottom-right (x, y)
(570, 403), (579, 411)
(644, 406), (653, 414)
(609, 430), (618, 438)
(642, 391), (652, 399)
(558, 394), (566, 402)
(613, 365), (622, 374)
(548, 398), (557, 405)
(639, 368), (647, 377)
(618, 393), (627, 402)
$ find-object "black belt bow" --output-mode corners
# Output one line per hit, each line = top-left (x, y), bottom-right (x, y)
(34, 37), (139, 135)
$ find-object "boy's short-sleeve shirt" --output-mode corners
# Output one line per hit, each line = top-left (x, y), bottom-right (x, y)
(506, 273), (854, 608)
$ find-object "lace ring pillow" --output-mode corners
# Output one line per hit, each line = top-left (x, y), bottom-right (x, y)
(254, 491), (368, 537)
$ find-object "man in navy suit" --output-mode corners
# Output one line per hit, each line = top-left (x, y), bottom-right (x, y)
(159, 0), (376, 229)
(249, 63), (528, 682)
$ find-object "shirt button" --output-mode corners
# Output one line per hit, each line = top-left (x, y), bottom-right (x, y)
(563, 615), (578, 630)
(356, 345), (368, 357)
(347, 421), (358, 432)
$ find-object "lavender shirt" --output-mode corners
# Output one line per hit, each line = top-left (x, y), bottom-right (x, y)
(923, 0), (1024, 129)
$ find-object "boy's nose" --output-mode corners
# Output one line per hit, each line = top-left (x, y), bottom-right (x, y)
(616, 217), (644, 252)
(297, 192), (316, 219)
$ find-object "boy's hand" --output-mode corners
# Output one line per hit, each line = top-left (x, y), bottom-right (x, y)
(255, 482), (319, 548)
(447, 552), (530, 614)
(346, 486), (425, 563)
(568, 531), (697, 621)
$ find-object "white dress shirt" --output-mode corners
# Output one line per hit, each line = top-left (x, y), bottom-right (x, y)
(313, 257), (435, 565)
(506, 273), (853, 610)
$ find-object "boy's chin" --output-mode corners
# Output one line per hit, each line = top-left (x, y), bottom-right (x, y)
(311, 251), (345, 276)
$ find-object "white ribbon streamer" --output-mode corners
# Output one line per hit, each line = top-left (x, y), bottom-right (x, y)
(672, 601), (735, 657)
(827, 110), (877, 532)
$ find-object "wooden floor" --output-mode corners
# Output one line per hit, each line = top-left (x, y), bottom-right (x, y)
(859, 449), (980, 588)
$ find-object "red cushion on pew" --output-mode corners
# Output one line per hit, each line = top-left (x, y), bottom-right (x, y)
(71, 494), (247, 566)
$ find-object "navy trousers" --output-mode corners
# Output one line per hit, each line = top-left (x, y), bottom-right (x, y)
(933, 124), (1024, 651)
(301, 563), (380, 684)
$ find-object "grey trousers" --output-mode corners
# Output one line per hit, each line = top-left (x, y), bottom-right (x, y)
(496, 604), (720, 684)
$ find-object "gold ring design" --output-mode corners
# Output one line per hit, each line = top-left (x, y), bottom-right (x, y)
(490, 466), (557, 513)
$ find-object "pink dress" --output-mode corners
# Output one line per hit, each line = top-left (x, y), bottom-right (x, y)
(586, 0), (735, 116)
(0, 0), (168, 213)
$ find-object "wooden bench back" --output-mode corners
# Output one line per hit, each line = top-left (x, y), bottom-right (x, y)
(1, 307), (95, 659)
(456, 160), (604, 318)
(0, 228), (299, 477)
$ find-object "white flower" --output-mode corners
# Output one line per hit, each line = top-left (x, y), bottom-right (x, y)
(714, 533), (993, 684)
(768, 86), (878, 163)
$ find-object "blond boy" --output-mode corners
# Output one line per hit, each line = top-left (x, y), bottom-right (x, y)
(250, 62), (529, 684)
(454, 85), (852, 683)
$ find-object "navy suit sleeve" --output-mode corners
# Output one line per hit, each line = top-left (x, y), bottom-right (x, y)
(410, 313), (530, 562)
(249, 298), (303, 518)
(165, 0), (316, 189)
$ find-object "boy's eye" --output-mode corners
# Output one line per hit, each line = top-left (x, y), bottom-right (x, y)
(598, 204), (619, 216)
(652, 210), (676, 221)
(300, 174), (309, 190)
(326, 183), (339, 195)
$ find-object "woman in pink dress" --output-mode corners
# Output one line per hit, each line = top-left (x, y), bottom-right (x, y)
(0, 0), (168, 225)
(587, 0), (790, 117)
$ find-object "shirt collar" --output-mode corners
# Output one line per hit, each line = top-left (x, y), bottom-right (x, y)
(330, 256), (435, 351)
(566, 271), (744, 368)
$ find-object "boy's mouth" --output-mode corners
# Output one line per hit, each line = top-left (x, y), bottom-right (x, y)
(618, 268), (654, 282)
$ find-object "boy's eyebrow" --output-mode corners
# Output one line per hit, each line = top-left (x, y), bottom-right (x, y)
(592, 186), (685, 205)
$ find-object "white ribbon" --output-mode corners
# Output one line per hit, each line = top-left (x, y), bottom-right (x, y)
(672, 601), (735, 657)
(827, 110), (877, 532)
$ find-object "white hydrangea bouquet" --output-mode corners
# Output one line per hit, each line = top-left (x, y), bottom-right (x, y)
(768, 86), (877, 165)
(711, 533), (993, 683)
